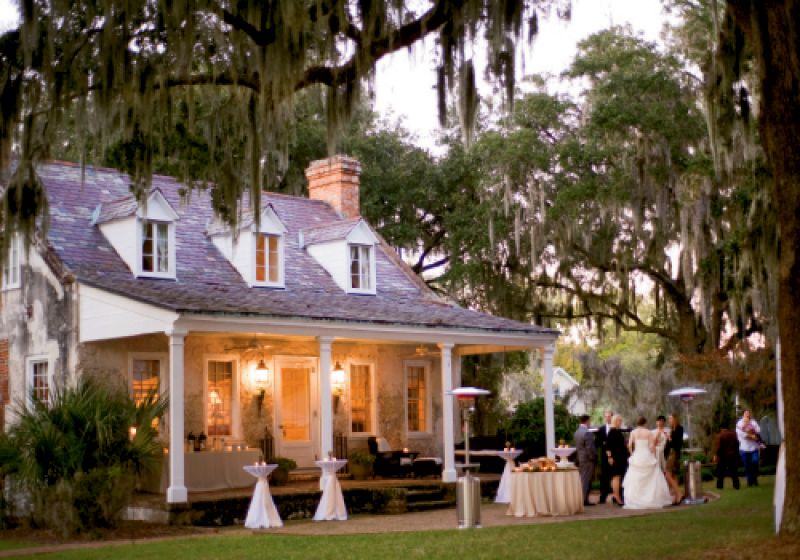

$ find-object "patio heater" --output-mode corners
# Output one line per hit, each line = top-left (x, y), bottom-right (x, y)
(449, 386), (490, 529)
(668, 386), (708, 505)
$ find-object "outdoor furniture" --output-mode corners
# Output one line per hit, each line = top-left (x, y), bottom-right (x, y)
(141, 449), (260, 493)
(412, 457), (443, 478)
(494, 449), (524, 503)
(313, 459), (348, 521)
(506, 470), (584, 517)
(243, 464), (283, 529)
(367, 436), (404, 478)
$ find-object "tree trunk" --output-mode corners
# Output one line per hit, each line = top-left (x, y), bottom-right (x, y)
(727, 0), (800, 537)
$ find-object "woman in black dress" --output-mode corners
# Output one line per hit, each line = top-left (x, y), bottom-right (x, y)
(605, 414), (630, 506)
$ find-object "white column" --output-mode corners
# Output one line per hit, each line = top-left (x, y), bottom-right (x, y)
(167, 328), (188, 503)
(318, 336), (334, 459)
(439, 342), (457, 482)
(542, 343), (556, 459)
(452, 350), (462, 444)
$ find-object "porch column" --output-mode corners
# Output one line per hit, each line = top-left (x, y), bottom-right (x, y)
(167, 328), (188, 503)
(318, 336), (334, 458)
(542, 343), (556, 459)
(452, 350), (462, 444)
(439, 342), (457, 482)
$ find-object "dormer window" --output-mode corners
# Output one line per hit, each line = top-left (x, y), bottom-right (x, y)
(142, 221), (170, 274)
(349, 244), (373, 292)
(208, 203), (286, 288)
(95, 188), (178, 280)
(254, 233), (282, 286)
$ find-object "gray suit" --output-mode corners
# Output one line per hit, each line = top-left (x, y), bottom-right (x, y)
(574, 424), (596, 503)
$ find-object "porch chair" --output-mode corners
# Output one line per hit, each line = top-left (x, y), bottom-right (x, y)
(367, 436), (404, 478)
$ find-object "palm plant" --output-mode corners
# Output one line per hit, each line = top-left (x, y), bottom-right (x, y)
(0, 377), (167, 536)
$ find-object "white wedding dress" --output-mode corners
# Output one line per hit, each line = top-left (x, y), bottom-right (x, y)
(623, 436), (673, 509)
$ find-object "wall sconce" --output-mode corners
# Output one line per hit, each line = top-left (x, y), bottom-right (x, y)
(331, 361), (346, 411)
(253, 359), (270, 416)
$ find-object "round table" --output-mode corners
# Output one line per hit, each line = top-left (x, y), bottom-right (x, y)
(494, 449), (524, 503)
(242, 464), (283, 529)
(506, 469), (584, 517)
(313, 459), (348, 521)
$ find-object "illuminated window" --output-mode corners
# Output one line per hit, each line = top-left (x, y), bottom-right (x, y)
(350, 363), (373, 434)
(207, 360), (233, 436)
(406, 363), (428, 433)
(131, 359), (160, 405)
(255, 233), (281, 285)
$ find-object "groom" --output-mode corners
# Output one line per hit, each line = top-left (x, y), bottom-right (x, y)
(595, 409), (614, 504)
(574, 414), (596, 506)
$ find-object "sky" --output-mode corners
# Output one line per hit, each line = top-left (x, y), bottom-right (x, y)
(0, 0), (669, 148)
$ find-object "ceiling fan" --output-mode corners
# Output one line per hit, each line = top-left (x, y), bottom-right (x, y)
(409, 344), (441, 358)
(223, 339), (273, 353)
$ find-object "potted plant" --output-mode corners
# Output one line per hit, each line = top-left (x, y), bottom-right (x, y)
(348, 450), (375, 480)
(269, 457), (297, 486)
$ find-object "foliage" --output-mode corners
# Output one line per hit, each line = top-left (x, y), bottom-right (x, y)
(0, 378), (166, 537)
(271, 457), (297, 472)
(347, 450), (375, 467)
(502, 398), (578, 458)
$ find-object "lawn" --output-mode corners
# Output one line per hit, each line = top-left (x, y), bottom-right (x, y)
(4, 479), (784, 560)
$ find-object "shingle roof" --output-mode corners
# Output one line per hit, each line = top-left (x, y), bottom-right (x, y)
(94, 195), (138, 224)
(302, 217), (362, 245)
(32, 161), (557, 336)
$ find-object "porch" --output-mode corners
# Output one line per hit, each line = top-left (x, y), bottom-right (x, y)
(126, 473), (502, 526)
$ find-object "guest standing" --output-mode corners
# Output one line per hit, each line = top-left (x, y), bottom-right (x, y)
(595, 409), (614, 504)
(652, 415), (668, 473)
(574, 414), (596, 506)
(711, 426), (740, 489)
(605, 414), (629, 506)
(664, 413), (684, 503)
(736, 409), (761, 487)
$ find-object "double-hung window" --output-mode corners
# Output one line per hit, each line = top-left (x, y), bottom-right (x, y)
(349, 244), (373, 292)
(207, 360), (234, 437)
(350, 363), (374, 434)
(26, 357), (50, 407)
(255, 233), (281, 285)
(131, 358), (160, 406)
(2, 236), (20, 290)
(405, 362), (429, 433)
(141, 220), (170, 274)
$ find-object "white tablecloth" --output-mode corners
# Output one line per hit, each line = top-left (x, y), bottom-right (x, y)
(506, 470), (584, 517)
(243, 464), (283, 529)
(313, 459), (348, 521)
(494, 450), (524, 503)
(141, 450), (261, 493)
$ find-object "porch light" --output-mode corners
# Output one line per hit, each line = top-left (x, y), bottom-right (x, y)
(253, 359), (270, 417)
(128, 426), (137, 442)
(331, 362), (346, 396)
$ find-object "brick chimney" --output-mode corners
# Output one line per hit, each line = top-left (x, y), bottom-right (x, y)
(305, 155), (361, 219)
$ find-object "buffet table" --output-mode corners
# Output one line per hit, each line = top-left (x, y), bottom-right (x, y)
(506, 470), (584, 517)
(140, 449), (261, 493)
(243, 464), (283, 529)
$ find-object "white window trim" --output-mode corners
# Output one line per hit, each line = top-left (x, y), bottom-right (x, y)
(25, 355), (53, 409)
(347, 359), (376, 437)
(252, 232), (285, 288)
(2, 236), (22, 291)
(404, 359), (431, 436)
(136, 219), (176, 279)
(128, 352), (168, 401)
(347, 243), (376, 295)
(203, 354), (241, 441)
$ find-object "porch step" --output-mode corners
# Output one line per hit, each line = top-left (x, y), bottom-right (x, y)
(288, 467), (322, 482)
(406, 488), (446, 503)
(406, 499), (454, 512)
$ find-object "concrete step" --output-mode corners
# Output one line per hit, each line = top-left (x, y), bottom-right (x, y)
(406, 488), (445, 503)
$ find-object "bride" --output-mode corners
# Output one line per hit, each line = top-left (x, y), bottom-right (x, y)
(623, 416), (673, 509)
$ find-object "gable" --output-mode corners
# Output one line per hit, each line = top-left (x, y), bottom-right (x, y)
(138, 190), (179, 222)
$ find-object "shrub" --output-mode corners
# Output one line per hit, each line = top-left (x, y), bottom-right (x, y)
(348, 450), (375, 466)
(502, 398), (578, 459)
(1, 378), (166, 537)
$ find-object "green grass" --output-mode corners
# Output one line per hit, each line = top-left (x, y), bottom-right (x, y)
(0, 539), (35, 552)
(9, 479), (776, 560)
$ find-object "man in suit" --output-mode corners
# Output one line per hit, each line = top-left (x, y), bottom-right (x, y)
(574, 414), (596, 506)
(594, 409), (614, 504)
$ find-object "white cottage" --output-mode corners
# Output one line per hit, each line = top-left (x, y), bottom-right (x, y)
(0, 156), (559, 503)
